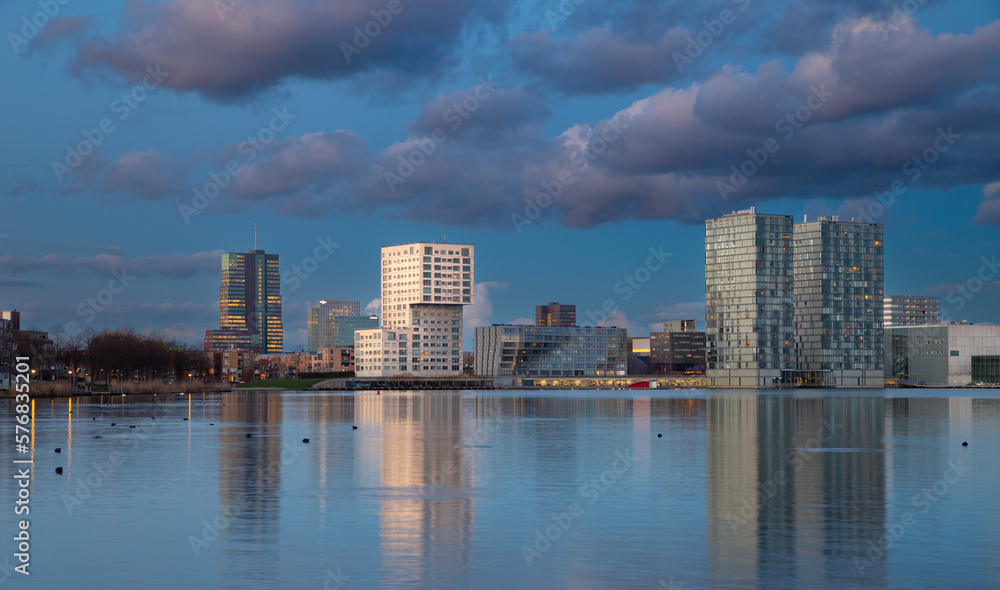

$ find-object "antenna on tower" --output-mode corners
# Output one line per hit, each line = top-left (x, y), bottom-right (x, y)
(254, 223), (258, 250)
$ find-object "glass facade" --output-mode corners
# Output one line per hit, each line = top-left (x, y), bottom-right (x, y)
(705, 209), (793, 387)
(474, 325), (628, 377)
(792, 219), (884, 387)
(307, 299), (363, 350)
(536, 302), (576, 327)
(211, 249), (283, 353)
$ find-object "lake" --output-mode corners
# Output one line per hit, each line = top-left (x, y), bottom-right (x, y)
(2, 389), (999, 589)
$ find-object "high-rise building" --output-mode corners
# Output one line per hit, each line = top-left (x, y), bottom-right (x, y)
(307, 299), (362, 350)
(705, 208), (794, 387)
(663, 319), (697, 332)
(883, 295), (940, 328)
(331, 315), (379, 347)
(705, 209), (886, 388)
(355, 242), (474, 377)
(204, 249), (282, 353)
(536, 302), (576, 327)
(793, 217), (884, 387)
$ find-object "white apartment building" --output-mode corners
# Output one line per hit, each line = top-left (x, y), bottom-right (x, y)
(356, 242), (474, 377)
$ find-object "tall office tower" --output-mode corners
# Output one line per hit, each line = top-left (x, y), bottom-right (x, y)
(663, 319), (697, 332)
(307, 299), (362, 350)
(793, 217), (884, 387)
(205, 249), (283, 353)
(536, 302), (576, 327)
(883, 295), (939, 328)
(705, 208), (794, 387)
(355, 242), (474, 377)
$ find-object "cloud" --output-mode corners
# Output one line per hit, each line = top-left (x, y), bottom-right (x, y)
(510, 316), (534, 325)
(364, 298), (381, 313)
(58, 17), (1000, 230)
(27, 15), (94, 53)
(0, 250), (224, 279)
(67, 0), (506, 102)
(464, 281), (507, 330)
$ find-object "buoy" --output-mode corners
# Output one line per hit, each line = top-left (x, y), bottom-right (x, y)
(377, 390), (380, 395)
(657, 434), (662, 438)
(962, 441), (968, 446)
(54, 448), (62, 453)
(352, 425), (358, 430)
(302, 438), (310, 443)
(55, 467), (63, 474)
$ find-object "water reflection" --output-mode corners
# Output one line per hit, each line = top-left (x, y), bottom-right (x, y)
(706, 396), (888, 589)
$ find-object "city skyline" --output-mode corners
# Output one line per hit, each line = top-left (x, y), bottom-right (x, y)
(2, 1), (999, 351)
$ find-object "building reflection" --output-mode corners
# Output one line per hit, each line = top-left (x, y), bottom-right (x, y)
(706, 395), (888, 588)
(217, 390), (284, 586)
(354, 391), (475, 586)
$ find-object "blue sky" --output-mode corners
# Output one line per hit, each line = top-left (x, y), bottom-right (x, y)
(1, 0), (999, 350)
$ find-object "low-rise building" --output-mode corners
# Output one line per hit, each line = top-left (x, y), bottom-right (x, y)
(650, 330), (707, 374)
(888, 324), (1000, 385)
(474, 325), (627, 378)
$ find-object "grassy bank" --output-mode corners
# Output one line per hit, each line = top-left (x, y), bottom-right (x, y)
(237, 378), (326, 390)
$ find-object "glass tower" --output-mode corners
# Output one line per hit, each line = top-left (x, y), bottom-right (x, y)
(705, 208), (794, 387)
(793, 218), (884, 386)
(216, 249), (283, 353)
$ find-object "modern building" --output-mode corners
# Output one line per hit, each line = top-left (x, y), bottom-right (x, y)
(331, 315), (379, 347)
(705, 208), (794, 387)
(536, 302), (576, 327)
(650, 329), (707, 374)
(663, 319), (697, 332)
(792, 217), (884, 387)
(705, 209), (885, 387)
(474, 325), (627, 378)
(307, 299), (362, 350)
(355, 242), (474, 377)
(0, 311), (17, 388)
(887, 324), (1000, 385)
(204, 249), (283, 353)
(298, 346), (355, 373)
(884, 296), (940, 328)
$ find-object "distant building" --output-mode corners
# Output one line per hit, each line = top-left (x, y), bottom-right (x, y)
(211, 350), (257, 383)
(0, 311), (17, 388)
(650, 330), (707, 374)
(356, 242), (474, 377)
(884, 296), (940, 328)
(331, 315), (379, 347)
(888, 324), (1000, 385)
(298, 347), (354, 373)
(628, 337), (651, 358)
(204, 248), (283, 353)
(307, 299), (362, 350)
(663, 319), (697, 332)
(536, 302), (576, 327)
(474, 325), (627, 378)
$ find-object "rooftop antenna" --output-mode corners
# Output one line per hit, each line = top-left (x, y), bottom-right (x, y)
(254, 223), (257, 250)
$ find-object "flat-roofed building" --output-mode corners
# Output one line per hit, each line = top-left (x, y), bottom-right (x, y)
(650, 330), (707, 374)
(884, 296), (940, 328)
(536, 302), (576, 327)
(474, 325), (627, 378)
(888, 324), (1000, 385)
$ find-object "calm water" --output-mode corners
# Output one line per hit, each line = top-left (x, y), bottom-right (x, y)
(2, 389), (999, 589)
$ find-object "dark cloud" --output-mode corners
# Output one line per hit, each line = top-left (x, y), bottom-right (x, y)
(27, 15), (94, 53)
(0, 250), (224, 279)
(61, 17), (1000, 230)
(68, 0), (506, 102)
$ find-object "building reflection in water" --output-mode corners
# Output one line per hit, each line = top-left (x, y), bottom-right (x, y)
(706, 395), (888, 588)
(354, 391), (476, 586)
(217, 391), (284, 586)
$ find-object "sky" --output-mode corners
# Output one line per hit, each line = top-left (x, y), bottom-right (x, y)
(1, 0), (999, 351)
